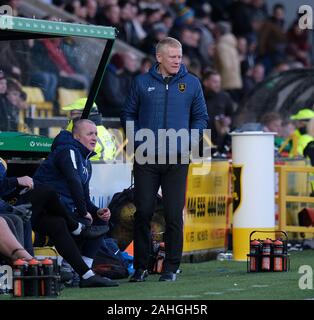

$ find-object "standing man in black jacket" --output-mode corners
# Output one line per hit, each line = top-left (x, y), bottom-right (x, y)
(121, 37), (208, 282)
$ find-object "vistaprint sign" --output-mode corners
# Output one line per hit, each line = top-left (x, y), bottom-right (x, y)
(0, 5), (13, 30)
(125, 121), (212, 175)
(298, 5), (313, 30)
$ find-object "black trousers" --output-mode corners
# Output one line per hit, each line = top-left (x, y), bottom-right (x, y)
(19, 186), (89, 277)
(133, 162), (189, 273)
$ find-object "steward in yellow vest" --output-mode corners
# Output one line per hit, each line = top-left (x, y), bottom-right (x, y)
(292, 114), (314, 195)
(289, 108), (314, 158)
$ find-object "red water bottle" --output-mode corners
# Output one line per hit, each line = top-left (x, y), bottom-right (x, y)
(40, 258), (55, 296)
(25, 258), (39, 296)
(261, 238), (273, 271)
(13, 259), (27, 297)
(249, 239), (261, 272)
(273, 239), (284, 271)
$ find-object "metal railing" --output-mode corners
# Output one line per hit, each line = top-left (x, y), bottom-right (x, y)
(275, 164), (314, 233)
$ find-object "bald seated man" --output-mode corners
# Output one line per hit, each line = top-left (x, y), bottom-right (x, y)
(33, 120), (118, 287)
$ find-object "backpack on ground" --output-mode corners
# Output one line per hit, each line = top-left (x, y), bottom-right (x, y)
(92, 238), (129, 279)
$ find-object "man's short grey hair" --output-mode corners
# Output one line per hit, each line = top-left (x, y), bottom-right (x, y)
(72, 119), (95, 135)
(216, 21), (232, 35)
(156, 37), (182, 54)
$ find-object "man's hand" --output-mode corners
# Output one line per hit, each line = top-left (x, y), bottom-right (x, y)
(97, 208), (111, 222)
(84, 212), (93, 224)
(17, 176), (34, 189)
(12, 203), (32, 222)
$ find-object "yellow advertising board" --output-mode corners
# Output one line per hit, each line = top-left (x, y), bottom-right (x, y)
(183, 161), (232, 252)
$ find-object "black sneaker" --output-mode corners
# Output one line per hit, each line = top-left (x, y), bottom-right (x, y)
(129, 269), (148, 282)
(159, 271), (176, 282)
(79, 274), (119, 288)
(79, 225), (109, 240)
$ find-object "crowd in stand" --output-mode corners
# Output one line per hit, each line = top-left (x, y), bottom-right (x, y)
(49, 0), (312, 152)
(0, 0), (313, 151)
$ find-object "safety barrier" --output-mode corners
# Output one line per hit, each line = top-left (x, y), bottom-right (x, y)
(183, 161), (233, 254)
(276, 164), (314, 234)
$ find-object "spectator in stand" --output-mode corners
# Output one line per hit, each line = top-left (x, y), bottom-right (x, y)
(172, 0), (194, 27)
(161, 11), (175, 33)
(85, 0), (98, 24)
(208, 0), (232, 22)
(242, 63), (265, 97)
(0, 41), (24, 83)
(6, 78), (28, 112)
(251, 11), (287, 74)
(4, 78), (28, 131)
(123, 51), (140, 82)
(64, 0), (87, 20)
(244, 34), (258, 72)
(229, 0), (253, 37)
(270, 59), (290, 76)
(286, 18), (311, 67)
(138, 56), (155, 75)
(141, 23), (168, 56)
(237, 36), (249, 77)
(202, 69), (234, 155)
(269, 3), (286, 31)
(119, 1), (146, 48)
(236, 111), (283, 144)
(142, 8), (164, 35)
(214, 21), (242, 102)
(62, 37), (91, 89)
(96, 3), (121, 28)
(30, 31), (90, 104)
(0, 72), (18, 132)
(250, 0), (269, 21)
(189, 59), (202, 78)
(179, 25), (204, 67)
(260, 111), (283, 133)
(193, 11), (215, 68)
(96, 53), (130, 117)
(42, 37), (88, 88)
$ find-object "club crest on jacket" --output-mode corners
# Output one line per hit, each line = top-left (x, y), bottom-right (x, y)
(178, 83), (186, 92)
